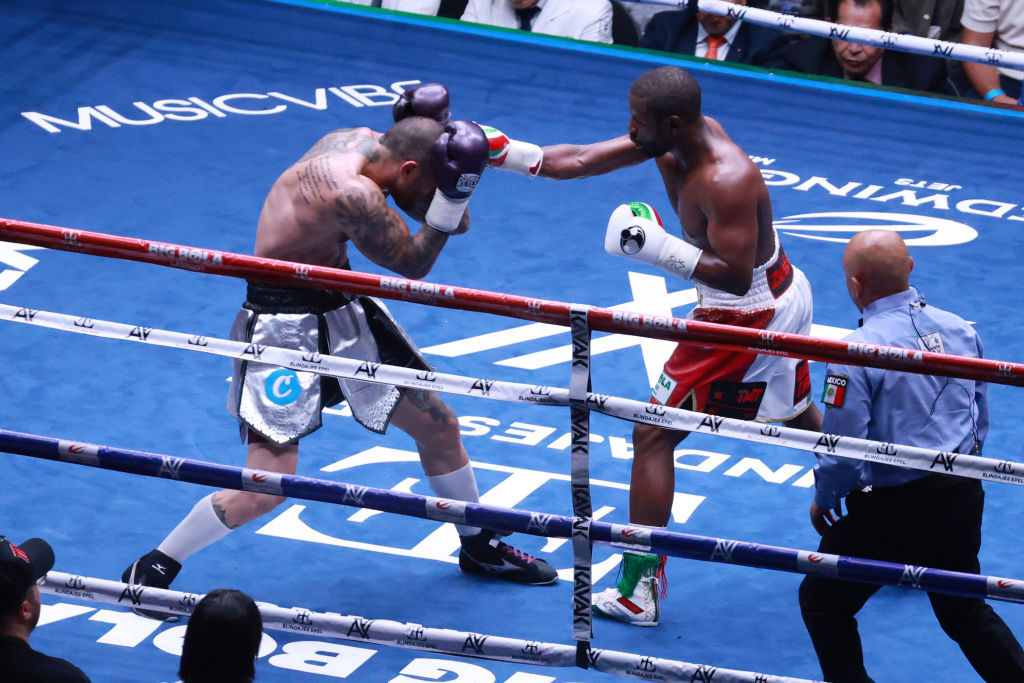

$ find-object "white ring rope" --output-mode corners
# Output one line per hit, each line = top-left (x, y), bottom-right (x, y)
(5, 302), (1024, 487)
(39, 571), (818, 683)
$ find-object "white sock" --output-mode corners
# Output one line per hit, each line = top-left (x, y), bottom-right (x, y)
(426, 463), (481, 537)
(157, 494), (232, 562)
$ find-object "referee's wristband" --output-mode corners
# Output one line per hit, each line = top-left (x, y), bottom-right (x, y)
(984, 88), (1006, 101)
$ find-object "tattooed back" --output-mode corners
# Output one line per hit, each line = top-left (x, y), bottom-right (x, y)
(252, 127), (384, 268)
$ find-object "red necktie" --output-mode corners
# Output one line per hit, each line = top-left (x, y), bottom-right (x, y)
(706, 36), (726, 60)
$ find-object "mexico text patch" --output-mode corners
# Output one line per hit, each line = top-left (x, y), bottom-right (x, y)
(822, 374), (848, 407)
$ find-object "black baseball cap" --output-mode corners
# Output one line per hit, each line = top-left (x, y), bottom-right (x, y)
(0, 536), (54, 613)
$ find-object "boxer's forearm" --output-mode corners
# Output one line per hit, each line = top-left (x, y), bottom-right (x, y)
(539, 136), (644, 180)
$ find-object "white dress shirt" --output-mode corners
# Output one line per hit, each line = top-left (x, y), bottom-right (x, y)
(461, 0), (613, 43)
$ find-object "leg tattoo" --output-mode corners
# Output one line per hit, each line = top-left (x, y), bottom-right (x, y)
(213, 503), (241, 530)
(406, 389), (455, 423)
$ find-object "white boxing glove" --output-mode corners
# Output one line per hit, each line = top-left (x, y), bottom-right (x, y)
(479, 124), (543, 177)
(605, 202), (703, 280)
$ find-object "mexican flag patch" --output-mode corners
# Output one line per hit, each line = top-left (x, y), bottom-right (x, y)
(822, 374), (848, 407)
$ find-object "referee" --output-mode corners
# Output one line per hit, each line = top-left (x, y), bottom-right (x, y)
(800, 230), (1024, 682)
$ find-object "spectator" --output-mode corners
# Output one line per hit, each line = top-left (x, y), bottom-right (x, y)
(893, 0), (967, 95)
(765, 0), (951, 93)
(769, 0), (826, 17)
(460, 0), (614, 43)
(893, 0), (963, 39)
(381, 0), (440, 14)
(0, 536), (90, 682)
(179, 589), (263, 683)
(609, 2), (641, 46)
(800, 231), (1024, 682)
(961, 0), (1024, 106)
(619, 1), (668, 39)
(639, 0), (791, 66)
(378, 0), (470, 18)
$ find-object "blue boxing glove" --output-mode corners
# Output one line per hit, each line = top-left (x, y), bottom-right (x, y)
(393, 83), (451, 124)
(425, 120), (488, 233)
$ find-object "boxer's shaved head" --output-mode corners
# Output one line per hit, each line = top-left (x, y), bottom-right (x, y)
(381, 116), (443, 167)
(630, 66), (702, 125)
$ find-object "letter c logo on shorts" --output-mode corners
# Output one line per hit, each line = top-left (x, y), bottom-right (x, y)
(265, 369), (301, 405)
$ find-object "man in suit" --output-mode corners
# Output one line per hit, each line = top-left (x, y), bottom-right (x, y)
(461, 0), (614, 43)
(640, 0), (790, 65)
(375, 0), (470, 18)
(765, 0), (950, 93)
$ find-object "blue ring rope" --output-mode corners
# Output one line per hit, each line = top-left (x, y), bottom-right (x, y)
(2, 428), (1019, 604)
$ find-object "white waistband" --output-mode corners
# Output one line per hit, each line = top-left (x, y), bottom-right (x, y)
(695, 233), (785, 311)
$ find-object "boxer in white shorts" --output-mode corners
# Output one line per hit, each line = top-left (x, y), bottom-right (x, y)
(653, 231), (813, 424)
(482, 66), (822, 626)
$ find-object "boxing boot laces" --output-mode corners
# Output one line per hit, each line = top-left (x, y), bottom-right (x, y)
(592, 550), (666, 627)
(458, 530), (558, 585)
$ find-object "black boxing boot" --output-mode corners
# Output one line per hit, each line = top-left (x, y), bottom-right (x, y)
(458, 531), (557, 585)
(121, 549), (182, 621)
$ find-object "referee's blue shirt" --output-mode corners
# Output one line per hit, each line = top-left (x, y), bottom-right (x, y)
(814, 288), (988, 509)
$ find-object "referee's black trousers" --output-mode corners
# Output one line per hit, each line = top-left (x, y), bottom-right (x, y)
(799, 475), (1024, 682)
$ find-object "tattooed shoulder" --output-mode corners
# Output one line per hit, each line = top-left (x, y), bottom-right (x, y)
(298, 128), (380, 163)
(333, 178), (390, 227)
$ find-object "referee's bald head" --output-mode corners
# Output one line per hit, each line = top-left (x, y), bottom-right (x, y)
(842, 230), (914, 310)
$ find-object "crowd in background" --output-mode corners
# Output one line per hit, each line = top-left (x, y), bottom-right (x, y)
(352, 0), (1024, 109)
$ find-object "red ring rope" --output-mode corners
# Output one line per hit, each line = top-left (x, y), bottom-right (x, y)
(2, 216), (1021, 386)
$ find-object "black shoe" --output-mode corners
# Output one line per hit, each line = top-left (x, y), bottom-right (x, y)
(458, 531), (557, 585)
(121, 549), (182, 621)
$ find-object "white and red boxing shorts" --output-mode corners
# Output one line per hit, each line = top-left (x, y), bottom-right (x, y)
(650, 241), (813, 421)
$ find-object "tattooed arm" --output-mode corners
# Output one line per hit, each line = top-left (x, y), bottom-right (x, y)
(334, 176), (451, 280)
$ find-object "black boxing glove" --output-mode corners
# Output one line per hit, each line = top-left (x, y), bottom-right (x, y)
(393, 83), (451, 124)
(425, 120), (488, 233)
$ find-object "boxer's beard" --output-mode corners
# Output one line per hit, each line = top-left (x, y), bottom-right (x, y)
(632, 133), (670, 159)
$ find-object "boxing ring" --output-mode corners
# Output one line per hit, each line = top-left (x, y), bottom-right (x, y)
(3, 0), (1024, 681)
